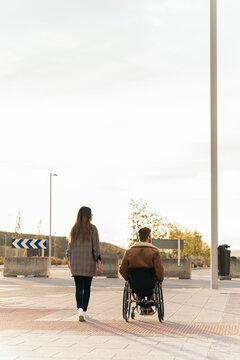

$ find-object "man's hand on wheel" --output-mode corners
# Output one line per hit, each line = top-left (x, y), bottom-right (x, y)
(160, 282), (163, 287)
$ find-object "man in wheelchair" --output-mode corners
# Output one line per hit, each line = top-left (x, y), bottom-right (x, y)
(120, 227), (164, 317)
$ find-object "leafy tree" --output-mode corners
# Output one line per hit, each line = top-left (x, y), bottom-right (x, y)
(201, 242), (210, 260)
(14, 211), (22, 238)
(128, 199), (149, 245)
(129, 199), (168, 246)
(37, 220), (42, 237)
(168, 222), (184, 240)
(54, 235), (61, 266)
(148, 211), (168, 240)
(14, 211), (24, 256)
(192, 231), (203, 258)
(27, 219), (43, 257)
(129, 199), (210, 260)
(168, 224), (210, 259)
(36, 220), (43, 257)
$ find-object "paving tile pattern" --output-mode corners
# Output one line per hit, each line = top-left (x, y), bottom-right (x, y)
(0, 267), (240, 359)
(1, 308), (240, 335)
(0, 331), (240, 360)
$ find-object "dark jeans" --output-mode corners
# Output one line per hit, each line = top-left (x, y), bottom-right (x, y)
(73, 276), (93, 311)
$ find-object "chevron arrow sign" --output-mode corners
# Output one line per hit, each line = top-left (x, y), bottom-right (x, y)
(12, 239), (47, 249)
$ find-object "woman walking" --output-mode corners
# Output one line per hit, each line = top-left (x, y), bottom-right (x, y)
(67, 206), (102, 321)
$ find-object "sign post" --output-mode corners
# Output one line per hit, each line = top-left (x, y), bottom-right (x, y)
(152, 239), (184, 266)
(152, 239), (184, 250)
(178, 239), (181, 266)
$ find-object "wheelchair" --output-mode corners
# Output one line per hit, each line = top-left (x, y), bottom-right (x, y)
(122, 267), (164, 322)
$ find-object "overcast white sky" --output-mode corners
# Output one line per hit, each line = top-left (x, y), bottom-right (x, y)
(1, 0), (240, 250)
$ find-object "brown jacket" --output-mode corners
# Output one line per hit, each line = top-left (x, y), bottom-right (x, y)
(119, 242), (164, 282)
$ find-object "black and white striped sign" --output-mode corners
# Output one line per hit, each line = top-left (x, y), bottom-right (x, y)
(12, 239), (47, 249)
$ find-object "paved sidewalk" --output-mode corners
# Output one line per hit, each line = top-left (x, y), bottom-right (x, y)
(0, 267), (239, 359)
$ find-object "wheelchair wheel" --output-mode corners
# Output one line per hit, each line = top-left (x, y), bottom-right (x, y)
(154, 282), (164, 322)
(122, 282), (131, 322)
(160, 286), (164, 319)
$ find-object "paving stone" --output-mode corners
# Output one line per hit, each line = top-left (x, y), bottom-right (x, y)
(0, 344), (40, 351)
(175, 354), (207, 360)
(114, 354), (175, 360)
(207, 350), (238, 359)
(0, 268), (240, 360)
(182, 342), (211, 351)
(0, 353), (19, 360)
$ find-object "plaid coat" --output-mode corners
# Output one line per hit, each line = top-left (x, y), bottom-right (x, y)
(66, 224), (101, 277)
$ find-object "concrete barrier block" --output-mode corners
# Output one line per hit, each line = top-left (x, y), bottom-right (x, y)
(101, 256), (119, 278)
(218, 259), (240, 279)
(162, 259), (191, 279)
(3, 257), (49, 277)
(230, 258), (240, 278)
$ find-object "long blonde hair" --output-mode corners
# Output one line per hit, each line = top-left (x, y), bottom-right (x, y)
(70, 206), (91, 242)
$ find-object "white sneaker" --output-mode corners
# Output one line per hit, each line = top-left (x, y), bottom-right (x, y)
(83, 311), (89, 320)
(78, 308), (85, 322)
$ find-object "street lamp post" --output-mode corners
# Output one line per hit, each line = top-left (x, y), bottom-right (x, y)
(210, 0), (218, 289)
(49, 173), (58, 269)
(4, 234), (7, 258)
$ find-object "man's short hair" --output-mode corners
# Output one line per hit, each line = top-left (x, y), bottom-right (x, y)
(138, 227), (151, 242)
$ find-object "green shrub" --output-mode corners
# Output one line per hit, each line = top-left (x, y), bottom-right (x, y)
(61, 257), (68, 265)
(51, 257), (62, 265)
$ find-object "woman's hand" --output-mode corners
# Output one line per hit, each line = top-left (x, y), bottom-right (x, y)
(97, 260), (102, 274)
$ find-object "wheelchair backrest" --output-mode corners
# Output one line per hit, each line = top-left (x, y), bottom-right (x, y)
(129, 267), (155, 297)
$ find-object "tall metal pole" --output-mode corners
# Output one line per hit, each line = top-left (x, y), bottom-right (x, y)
(4, 234), (7, 258)
(49, 173), (58, 269)
(49, 173), (52, 268)
(177, 239), (180, 266)
(210, 0), (218, 289)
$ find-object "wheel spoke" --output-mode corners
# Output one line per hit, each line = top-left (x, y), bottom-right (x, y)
(123, 281), (163, 323)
